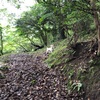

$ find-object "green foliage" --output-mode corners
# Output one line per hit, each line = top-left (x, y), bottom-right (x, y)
(46, 46), (66, 68)
(68, 69), (75, 79)
(45, 39), (74, 68)
(72, 81), (83, 92)
(89, 58), (100, 66)
(67, 79), (83, 93)
(30, 79), (36, 85)
(38, 12), (54, 24)
(0, 0), (99, 54)
(0, 65), (9, 72)
(7, 0), (24, 8)
(36, 0), (96, 40)
(16, 4), (55, 46)
(67, 68), (83, 92)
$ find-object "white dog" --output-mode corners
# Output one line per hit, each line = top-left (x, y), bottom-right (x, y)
(46, 45), (54, 54)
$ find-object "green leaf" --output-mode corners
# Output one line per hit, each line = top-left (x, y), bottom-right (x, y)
(38, 12), (53, 24)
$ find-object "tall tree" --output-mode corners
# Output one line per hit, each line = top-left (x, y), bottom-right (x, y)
(16, 4), (55, 46)
(90, 0), (100, 54)
(37, 0), (68, 39)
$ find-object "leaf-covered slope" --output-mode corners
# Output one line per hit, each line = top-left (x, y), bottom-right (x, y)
(46, 39), (100, 100)
(0, 53), (68, 100)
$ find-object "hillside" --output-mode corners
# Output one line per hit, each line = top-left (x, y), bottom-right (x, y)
(0, 39), (100, 100)
(46, 39), (100, 100)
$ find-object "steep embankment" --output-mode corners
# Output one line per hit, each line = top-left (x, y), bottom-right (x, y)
(46, 40), (100, 100)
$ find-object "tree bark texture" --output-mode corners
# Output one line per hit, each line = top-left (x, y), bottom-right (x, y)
(90, 0), (100, 54)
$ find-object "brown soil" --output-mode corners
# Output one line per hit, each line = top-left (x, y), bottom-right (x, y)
(64, 40), (100, 100)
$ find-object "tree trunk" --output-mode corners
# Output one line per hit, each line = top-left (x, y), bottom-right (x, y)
(90, 0), (100, 54)
(61, 28), (66, 39)
(73, 23), (79, 44)
(41, 31), (48, 46)
(97, 25), (100, 54)
(0, 29), (3, 55)
(58, 26), (66, 39)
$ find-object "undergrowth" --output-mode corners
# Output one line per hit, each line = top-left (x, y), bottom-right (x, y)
(0, 54), (11, 63)
(45, 39), (74, 68)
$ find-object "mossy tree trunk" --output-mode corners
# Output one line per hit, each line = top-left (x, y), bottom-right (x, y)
(90, 0), (100, 54)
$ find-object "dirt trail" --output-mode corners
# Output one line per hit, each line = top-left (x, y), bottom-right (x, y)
(0, 53), (68, 100)
(0, 41), (100, 100)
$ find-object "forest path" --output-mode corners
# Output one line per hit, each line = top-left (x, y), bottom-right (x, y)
(0, 53), (67, 100)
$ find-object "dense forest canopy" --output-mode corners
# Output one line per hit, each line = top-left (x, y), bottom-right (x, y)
(0, 0), (100, 55)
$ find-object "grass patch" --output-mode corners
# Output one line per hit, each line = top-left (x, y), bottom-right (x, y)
(45, 39), (74, 68)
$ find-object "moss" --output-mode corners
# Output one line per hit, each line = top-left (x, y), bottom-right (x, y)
(30, 79), (36, 85)
(0, 65), (9, 71)
(45, 45), (72, 68)
(45, 39), (75, 68)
